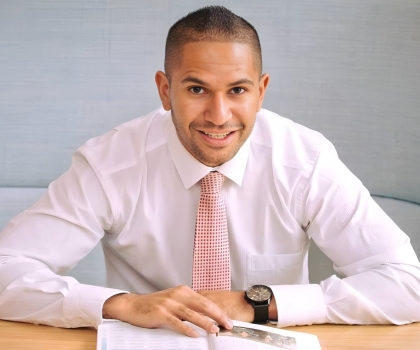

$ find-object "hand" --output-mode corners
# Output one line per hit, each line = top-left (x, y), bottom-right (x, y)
(102, 285), (233, 338)
(197, 290), (278, 322)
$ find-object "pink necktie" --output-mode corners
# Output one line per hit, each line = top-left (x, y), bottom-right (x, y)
(192, 171), (231, 291)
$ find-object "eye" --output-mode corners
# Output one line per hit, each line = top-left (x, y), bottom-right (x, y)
(190, 86), (205, 94)
(230, 87), (245, 94)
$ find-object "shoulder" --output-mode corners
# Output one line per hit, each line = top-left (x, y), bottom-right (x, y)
(76, 107), (168, 177)
(252, 108), (330, 173)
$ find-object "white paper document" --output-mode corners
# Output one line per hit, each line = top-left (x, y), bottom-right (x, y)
(97, 320), (321, 350)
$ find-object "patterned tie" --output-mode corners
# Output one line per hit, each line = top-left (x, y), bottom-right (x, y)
(192, 171), (231, 291)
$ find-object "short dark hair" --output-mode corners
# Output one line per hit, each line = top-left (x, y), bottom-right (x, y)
(164, 6), (262, 79)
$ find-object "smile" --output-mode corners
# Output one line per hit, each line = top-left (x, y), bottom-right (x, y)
(203, 131), (231, 139)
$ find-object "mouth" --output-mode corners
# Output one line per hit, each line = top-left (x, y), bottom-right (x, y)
(202, 131), (232, 139)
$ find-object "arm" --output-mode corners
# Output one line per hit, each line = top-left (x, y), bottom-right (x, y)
(0, 149), (232, 334)
(274, 139), (420, 327)
(0, 151), (126, 327)
(198, 139), (420, 327)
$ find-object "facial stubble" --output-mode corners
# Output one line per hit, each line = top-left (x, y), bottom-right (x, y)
(171, 110), (254, 167)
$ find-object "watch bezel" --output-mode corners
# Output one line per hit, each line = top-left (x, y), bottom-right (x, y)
(245, 285), (272, 304)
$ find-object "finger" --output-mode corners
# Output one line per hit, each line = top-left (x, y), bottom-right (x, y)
(175, 305), (221, 334)
(165, 314), (200, 338)
(186, 293), (233, 330)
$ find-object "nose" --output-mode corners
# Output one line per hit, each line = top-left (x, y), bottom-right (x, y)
(204, 93), (232, 126)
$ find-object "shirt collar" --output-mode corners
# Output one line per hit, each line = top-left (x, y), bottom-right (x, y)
(164, 112), (250, 189)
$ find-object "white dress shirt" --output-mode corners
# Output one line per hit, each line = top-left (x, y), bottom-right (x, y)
(0, 107), (419, 328)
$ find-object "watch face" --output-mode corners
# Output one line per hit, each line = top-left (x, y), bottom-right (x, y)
(246, 285), (272, 302)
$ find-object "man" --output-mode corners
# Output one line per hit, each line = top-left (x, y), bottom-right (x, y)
(0, 6), (419, 338)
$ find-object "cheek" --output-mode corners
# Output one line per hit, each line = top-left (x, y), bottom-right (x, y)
(175, 103), (205, 126)
(233, 105), (258, 127)
(172, 105), (198, 132)
(234, 95), (260, 112)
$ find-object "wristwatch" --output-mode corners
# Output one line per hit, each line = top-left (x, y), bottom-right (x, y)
(244, 285), (272, 324)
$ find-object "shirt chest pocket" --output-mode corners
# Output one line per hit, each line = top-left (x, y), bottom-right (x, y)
(246, 242), (309, 287)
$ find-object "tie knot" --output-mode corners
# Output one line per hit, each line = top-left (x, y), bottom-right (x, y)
(201, 171), (224, 194)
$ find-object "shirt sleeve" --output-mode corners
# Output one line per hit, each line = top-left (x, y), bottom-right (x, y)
(272, 139), (420, 327)
(0, 149), (126, 328)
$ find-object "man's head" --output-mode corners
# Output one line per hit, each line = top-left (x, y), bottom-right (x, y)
(156, 6), (269, 167)
(164, 6), (262, 81)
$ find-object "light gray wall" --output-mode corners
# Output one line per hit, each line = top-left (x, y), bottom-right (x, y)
(1, 0), (419, 203)
(1, 1), (419, 285)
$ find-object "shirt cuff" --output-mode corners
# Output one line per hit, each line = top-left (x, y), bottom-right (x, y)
(63, 283), (127, 328)
(270, 284), (328, 327)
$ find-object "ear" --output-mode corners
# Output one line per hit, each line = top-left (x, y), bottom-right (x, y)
(155, 71), (171, 111)
(257, 73), (270, 111)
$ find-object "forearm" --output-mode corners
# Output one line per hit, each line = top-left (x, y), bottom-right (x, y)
(323, 263), (420, 325)
(270, 284), (327, 327)
(0, 255), (125, 328)
(270, 248), (420, 327)
(268, 294), (277, 321)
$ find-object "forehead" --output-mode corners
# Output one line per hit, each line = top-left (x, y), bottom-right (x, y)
(173, 41), (260, 81)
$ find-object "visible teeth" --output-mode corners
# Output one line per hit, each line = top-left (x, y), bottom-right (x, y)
(204, 132), (230, 139)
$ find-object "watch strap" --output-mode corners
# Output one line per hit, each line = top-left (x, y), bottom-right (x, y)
(251, 300), (269, 324)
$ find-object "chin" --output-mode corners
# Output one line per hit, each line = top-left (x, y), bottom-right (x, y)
(198, 151), (237, 167)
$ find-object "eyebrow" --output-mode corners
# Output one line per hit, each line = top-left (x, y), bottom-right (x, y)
(180, 76), (255, 87)
(181, 76), (207, 85)
(227, 78), (255, 87)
